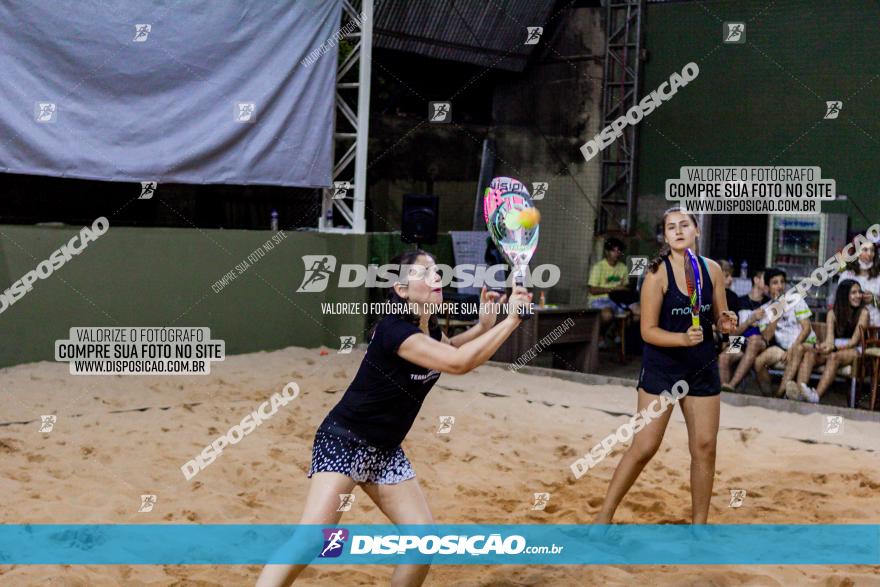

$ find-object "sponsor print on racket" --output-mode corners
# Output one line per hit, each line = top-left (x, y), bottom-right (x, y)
(684, 248), (702, 329)
(484, 176), (539, 320)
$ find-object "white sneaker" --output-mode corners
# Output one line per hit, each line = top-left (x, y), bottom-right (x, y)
(784, 380), (801, 400)
(799, 383), (820, 404)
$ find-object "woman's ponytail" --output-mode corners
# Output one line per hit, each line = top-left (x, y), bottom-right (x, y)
(647, 242), (671, 274)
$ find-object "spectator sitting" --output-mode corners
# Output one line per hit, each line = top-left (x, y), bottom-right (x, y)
(588, 237), (629, 344)
(718, 260), (741, 317)
(714, 260), (741, 351)
(829, 240), (880, 326)
(719, 267), (770, 391)
(786, 279), (868, 403)
(753, 268), (817, 398)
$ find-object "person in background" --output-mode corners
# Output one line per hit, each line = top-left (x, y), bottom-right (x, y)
(830, 240), (880, 326)
(786, 279), (868, 403)
(718, 260), (741, 317)
(719, 268), (770, 391)
(753, 268), (817, 398)
(588, 237), (629, 344)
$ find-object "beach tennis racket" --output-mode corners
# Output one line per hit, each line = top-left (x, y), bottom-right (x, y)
(484, 176), (539, 320)
(684, 248), (702, 328)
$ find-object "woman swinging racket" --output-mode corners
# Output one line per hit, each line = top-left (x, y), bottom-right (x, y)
(256, 249), (532, 587)
(593, 207), (737, 525)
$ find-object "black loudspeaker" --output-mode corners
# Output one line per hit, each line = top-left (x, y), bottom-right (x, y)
(401, 194), (439, 245)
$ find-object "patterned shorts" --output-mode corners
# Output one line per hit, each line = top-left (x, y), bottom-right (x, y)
(307, 429), (415, 485)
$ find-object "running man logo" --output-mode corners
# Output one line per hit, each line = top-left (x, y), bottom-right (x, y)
(531, 492), (550, 511)
(726, 335), (744, 354)
(138, 494), (157, 513)
(35, 102), (57, 123)
(531, 182), (548, 201)
(824, 101), (842, 120)
(333, 181), (350, 200)
(337, 494), (355, 512)
(629, 256), (648, 276)
(823, 415), (843, 435)
(728, 489), (746, 508)
(297, 255), (338, 292)
(429, 101), (451, 123)
(723, 22), (745, 43)
(525, 26), (543, 45)
(235, 102), (256, 123)
(437, 415), (455, 434)
(133, 24), (151, 42)
(39, 415), (57, 433)
(338, 336), (355, 354)
(319, 528), (349, 557)
(139, 182), (157, 200)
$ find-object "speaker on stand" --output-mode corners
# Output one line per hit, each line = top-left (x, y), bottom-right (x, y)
(401, 194), (439, 249)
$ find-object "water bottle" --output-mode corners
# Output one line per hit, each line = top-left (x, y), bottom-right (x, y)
(270, 209), (279, 232)
(740, 259), (748, 279)
(324, 206), (333, 227)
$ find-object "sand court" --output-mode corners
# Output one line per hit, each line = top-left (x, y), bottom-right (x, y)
(1, 346), (878, 585)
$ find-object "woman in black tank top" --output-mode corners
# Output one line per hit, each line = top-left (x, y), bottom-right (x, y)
(257, 249), (532, 587)
(593, 207), (737, 526)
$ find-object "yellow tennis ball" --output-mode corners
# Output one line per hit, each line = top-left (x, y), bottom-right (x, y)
(519, 207), (540, 228)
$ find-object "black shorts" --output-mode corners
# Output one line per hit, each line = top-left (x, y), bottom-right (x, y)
(637, 360), (721, 398)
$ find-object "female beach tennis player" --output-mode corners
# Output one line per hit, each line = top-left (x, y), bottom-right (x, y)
(256, 249), (532, 587)
(593, 206), (736, 525)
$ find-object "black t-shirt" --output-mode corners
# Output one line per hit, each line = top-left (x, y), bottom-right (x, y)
(738, 293), (770, 312)
(725, 288), (740, 314)
(321, 315), (442, 449)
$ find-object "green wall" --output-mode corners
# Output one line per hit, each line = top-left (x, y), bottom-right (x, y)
(636, 0), (879, 237)
(0, 226), (378, 368)
(0, 225), (461, 369)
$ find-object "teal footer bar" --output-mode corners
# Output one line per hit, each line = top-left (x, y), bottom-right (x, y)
(1, 524), (877, 565)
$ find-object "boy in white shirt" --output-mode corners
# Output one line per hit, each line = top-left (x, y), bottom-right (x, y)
(753, 268), (817, 398)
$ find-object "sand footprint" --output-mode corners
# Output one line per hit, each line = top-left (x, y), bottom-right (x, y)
(554, 445), (577, 458)
(0, 438), (21, 453)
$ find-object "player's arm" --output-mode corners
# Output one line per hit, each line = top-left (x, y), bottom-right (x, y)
(446, 325), (483, 347)
(639, 269), (694, 347)
(398, 287), (531, 374)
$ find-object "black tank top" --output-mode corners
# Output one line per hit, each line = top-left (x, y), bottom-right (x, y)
(321, 315), (442, 449)
(642, 254), (716, 372)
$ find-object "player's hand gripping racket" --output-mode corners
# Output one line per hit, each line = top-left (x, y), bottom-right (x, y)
(483, 176), (539, 320)
(684, 248), (702, 329)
